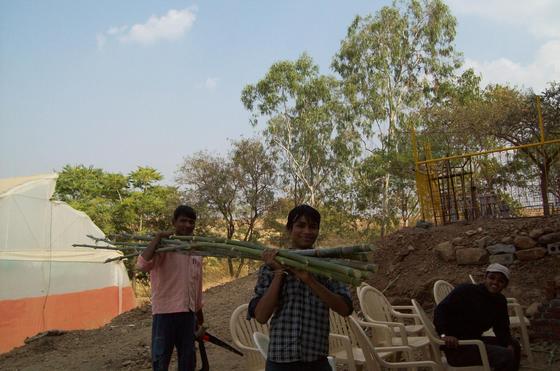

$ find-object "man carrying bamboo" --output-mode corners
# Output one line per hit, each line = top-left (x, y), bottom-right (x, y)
(248, 205), (353, 371)
(136, 205), (204, 371)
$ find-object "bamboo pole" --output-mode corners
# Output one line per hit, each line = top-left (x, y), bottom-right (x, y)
(79, 235), (376, 286)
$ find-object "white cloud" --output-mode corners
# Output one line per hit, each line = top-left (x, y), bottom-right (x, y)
(97, 8), (196, 49)
(96, 33), (106, 51)
(204, 78), (219, 90)
(447, 1), (560, 91)
(464, 40), (560, 92)
(447, 0), (560, 39)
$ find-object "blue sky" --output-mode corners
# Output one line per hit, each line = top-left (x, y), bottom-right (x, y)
(1, 0), (559, 183)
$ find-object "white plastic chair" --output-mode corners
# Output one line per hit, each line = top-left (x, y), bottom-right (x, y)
(348, 316), (442, 371)
(433, 280), (455, 305)
(252, 331), (269, 359)
(357, 284), (431, 360)
(412, 299), (491, 371)
(358, 284), (424, 335)
(229, 303), (269, 371)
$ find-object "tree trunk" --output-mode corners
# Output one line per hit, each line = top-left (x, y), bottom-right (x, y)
(380, 172), (391, 237)
(234, 258), (245, 278)
(227, 258), (234, 277)
(540, 160), (550, 217)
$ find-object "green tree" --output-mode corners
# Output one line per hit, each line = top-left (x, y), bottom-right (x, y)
(332, 0), (461, 235)
(54, 165), (128, 234)
(241, 53), (358, 206)
(231, 138), (277, 242)
(476, 83), (560, 216)
(177, 152), (240, 276)
(115, 167), (179, 233)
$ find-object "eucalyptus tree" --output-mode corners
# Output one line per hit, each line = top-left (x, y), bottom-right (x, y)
(241, 53), (359, 207)
(332, 0), (461, 235)
(231, 138), (277, 242)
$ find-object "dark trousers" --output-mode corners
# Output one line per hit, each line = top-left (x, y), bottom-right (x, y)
(152, 312), (196, 371)
(265, 357), (331, 371)
(443, 337), (521, 371)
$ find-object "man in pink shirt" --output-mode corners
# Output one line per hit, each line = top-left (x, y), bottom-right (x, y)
(137, 205), (204, 371)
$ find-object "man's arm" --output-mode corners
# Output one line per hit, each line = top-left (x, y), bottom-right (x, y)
(253, 249), (285, 324)
(196, 309), (204, 328)
(141, 231), (173, 261)
(290, 269), (352, 316)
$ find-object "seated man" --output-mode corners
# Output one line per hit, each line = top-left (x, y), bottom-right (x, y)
(434, 263), (520, 371)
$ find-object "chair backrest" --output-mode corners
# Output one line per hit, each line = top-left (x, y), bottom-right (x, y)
(433, 280), (454, 305)
(329, 310), (358, 347)
(229, 303), (269, 370)
(252, 332), (269, 359)
(357, 284), (398, 346)
(411, 300), (445, 361)
(358, 284), (394, 323)
(347, 316), (383, 371)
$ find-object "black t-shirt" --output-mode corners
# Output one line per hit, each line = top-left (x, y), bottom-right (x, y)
(434, 283), (511, 346)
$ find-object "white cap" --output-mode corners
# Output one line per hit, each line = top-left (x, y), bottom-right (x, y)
(486, 263), (510, 281)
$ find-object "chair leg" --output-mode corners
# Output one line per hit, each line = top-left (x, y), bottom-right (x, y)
(518, 323), (534, 364)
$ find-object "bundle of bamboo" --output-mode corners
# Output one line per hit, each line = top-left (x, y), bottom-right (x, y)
(74, 234), (376, 286)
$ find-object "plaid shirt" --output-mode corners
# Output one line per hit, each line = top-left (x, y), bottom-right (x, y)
(248, 265), (353, 363)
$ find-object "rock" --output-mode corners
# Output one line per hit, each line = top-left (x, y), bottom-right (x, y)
(543, 226), (555, 234)
(501, 236), (514, 244)
(397, 247), (410, 257)
(452, 237), (465, 246)
(487, 243), (516, 255)
(513, 235), (537, 250)
(526, 302), (542, 317)
(539, 232), (560, 245)
(477, 227), (483, 233)
(529, 228), (545, 239)
(476, 236), (492, 249)
(416, 220), (433, 229)
(407, 245), (415, 252)
(456, 248), (488, 265)
(435, 241), (455, 262)
(548, 242), (560, 255)
(489, 253), (514, 266)
(515, 248), (547, 261)
(465, 229), (478, 237)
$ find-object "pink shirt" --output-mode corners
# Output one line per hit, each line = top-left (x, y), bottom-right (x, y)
(137, 252), (203, 315)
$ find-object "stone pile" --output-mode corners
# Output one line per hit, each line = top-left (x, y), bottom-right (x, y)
(435, 226), (560, 266)
(530, 275), (560, 341)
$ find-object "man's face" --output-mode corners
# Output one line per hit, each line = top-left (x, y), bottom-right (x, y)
(484, 271), (508, 294)
(173, 215), (196, 236)
(288, 215), (319, 249)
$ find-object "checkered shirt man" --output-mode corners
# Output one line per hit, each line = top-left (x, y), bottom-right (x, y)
(248, 264), (353, 363)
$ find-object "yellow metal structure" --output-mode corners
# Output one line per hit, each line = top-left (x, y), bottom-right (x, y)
(414, 96), (560, 225)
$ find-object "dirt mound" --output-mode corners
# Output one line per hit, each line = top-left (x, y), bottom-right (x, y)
(1, 216), (559, 370)
(367, 216), (560, 309)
